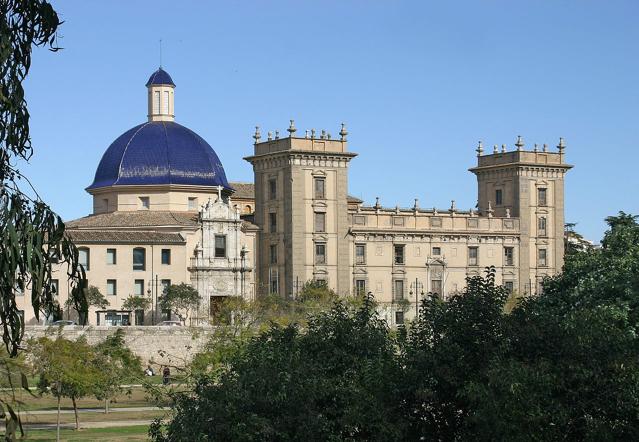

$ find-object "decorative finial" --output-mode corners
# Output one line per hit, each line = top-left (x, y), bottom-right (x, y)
(305, 129), (309, 139)
(267, 131), (273, 141)
(534, 143), (538, 152)
(375, 196), (381, 209)
(487, 201), (494, 218)
(311, 129), (316, 139)
(433, 207), (438, 216)
(287, 119), (297, 136)
(327, 133), (332, 140)
(395, 205), (400, 214)
(253, 126), (261, 143)
(413, 198), (419, 211)
(469, 208), (474, 217)
(515, 135), (524, 151)
(275, 130), (280, 140)
(493, 144), (498, 154)
(339, 123), (348, 141)
(501, 144), (506, 153)
(543, 143), (548, 152)
(557, 137), (566, 152)
(216, 185), (223, 202)
(506, 208), (511, 218)
(476, 141), (484, 156)
(450, 200), (456, 212)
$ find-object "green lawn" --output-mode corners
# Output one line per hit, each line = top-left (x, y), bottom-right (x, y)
(20, 425), (150, 441)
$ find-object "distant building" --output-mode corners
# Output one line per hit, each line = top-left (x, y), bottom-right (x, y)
(17, 68), (572, 326)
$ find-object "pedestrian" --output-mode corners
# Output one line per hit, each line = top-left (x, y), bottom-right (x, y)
(162, 366), (170, 385)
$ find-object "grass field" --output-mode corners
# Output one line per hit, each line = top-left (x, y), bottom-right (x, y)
(21, 425), (150, 441)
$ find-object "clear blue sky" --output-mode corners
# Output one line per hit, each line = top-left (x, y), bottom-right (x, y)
(22, 0), (638, 242)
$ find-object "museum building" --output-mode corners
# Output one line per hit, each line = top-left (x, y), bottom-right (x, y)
(17, 68), (572, 326)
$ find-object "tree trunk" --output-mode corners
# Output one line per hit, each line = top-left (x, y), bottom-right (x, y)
(104, 398), (109, 414)
(56, 393), (61, 442)
(71, 396), (79, 430)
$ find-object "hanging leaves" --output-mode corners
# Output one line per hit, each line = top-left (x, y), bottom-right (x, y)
(0, 0), (86, 357)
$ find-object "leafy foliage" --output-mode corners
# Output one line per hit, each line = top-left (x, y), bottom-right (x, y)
(159, 283), (200, 323)
(0, 0), (86, 355)
(152, 213), (639, 441)
(65, 285), (109, 311)
(122, 295), (151, 312)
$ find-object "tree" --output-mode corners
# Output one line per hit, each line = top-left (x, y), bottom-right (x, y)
(159, 283), (200, 324)
(30, 335), (103, 432)
(122, 295), (151, 312)
(150, 295), (405, 441)
(0, 0), (86, 354)
(65, 285), (109, 314)
(92, 329), (141, 413)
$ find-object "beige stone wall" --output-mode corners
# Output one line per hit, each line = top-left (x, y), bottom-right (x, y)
(24, 325), (210, 367)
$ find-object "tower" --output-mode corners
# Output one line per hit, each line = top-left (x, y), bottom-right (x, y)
(470, 137), (572, 295)
(146, 68), (175, 122)
(245, 123), (357, 297)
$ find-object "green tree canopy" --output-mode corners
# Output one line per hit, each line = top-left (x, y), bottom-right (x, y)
(122, 295), (151, 312)
(159, 283), (200, 323)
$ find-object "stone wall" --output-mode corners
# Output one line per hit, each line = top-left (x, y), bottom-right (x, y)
(24, 325), (212, 368)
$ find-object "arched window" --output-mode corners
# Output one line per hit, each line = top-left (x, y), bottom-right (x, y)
(78, 247), (90, 271)
(133, 247), (146, 271)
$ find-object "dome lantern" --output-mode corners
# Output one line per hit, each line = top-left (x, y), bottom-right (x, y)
(146, 68), (175, 122)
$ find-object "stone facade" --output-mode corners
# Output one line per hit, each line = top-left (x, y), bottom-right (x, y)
(246, 129), (572, 325)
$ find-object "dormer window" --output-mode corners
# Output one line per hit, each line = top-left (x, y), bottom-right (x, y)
(139, 196), (150, 210)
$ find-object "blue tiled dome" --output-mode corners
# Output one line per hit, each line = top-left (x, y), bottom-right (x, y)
(145, 68), (175, 87)
(88, 121), (230, 190)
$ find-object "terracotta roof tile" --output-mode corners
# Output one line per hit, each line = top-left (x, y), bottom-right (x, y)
(229, 182), (255, 199)
(66, 211), (198, 229)
(66, 230), (185, 244)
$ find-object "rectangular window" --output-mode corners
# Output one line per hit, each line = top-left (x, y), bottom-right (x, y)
(163, 91), (169, 114)
(355, 279), (366, 295)
(215, 235), (227, 258)
(269, 268), (279, 294)
(78, 248), (90, 271)
(188, 197), (198, 211)
(269, 178), (277, 200)
(139, 196), (150, 209)
(314, 177), (325, 199)
(495, 189), (503, 206)
(394, 245), (405, 265)
(314, 212), (326, 232)
(538, 249), (547, 267)
(161, 279), (171, 295)
(51, 279), (59, 297)
(270, 244), (277, 264)
(393, 279), (404, 301)
(106, 248), (116, 265)
(315, 242), (326, 264)
(102, 198), (109, 211)
(395, 311), (404, 326)
(504, 247), (514, 266)
(431, 279), (442, 295)
(161, 249), (171, 265)
(504, 281), (514, 293)
(355, 244), (366, 265)
(468, 246), (479, 266)
(432, 246), (441, 256)
(106, 279), (117, 296)
(134, 279), (144, 296)
(133, 248), (146, 271)
(153, 91), (160, 114)
(269, 212), (277, 233)
(538, 217), (547, 236)
(538, 188), (547, 206)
